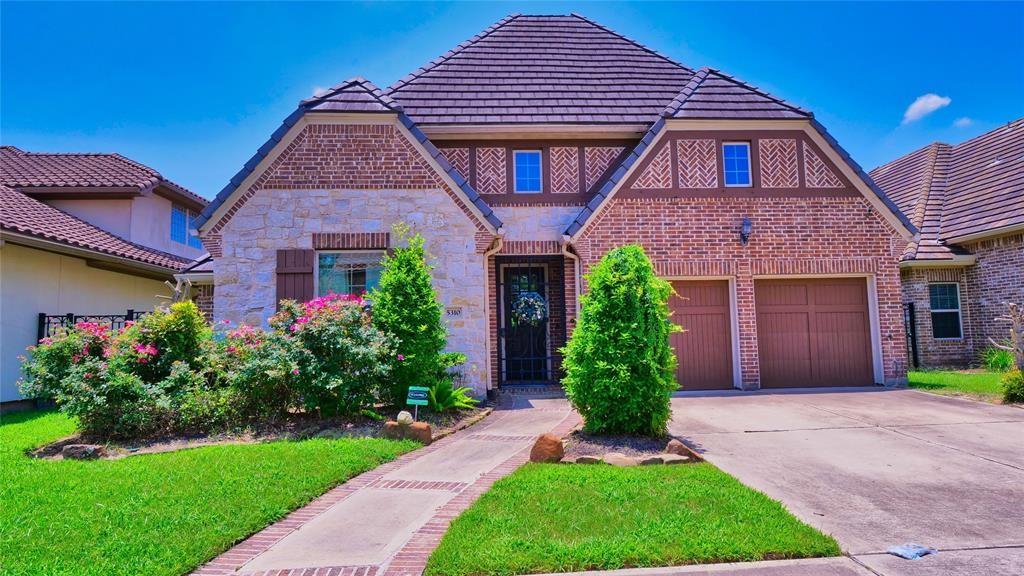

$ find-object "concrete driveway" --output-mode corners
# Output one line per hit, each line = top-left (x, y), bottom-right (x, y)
(669, 388), (1024, 576)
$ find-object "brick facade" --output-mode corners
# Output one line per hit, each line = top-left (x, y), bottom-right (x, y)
(902, 232), (1024, 368)
(573, 195), (908, 386)
(191, 283), (214, 318)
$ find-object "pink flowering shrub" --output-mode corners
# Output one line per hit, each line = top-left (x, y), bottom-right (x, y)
(270, 293), (396, 415)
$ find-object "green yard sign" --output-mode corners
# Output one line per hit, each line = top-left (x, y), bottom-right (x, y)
(406, 386), (430, 407)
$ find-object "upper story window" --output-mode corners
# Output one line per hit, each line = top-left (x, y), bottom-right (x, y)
(929, 283), (962, 339)
(316, 251), (384, 297)
(171, 204), (203, 249)
(513, 150), (542, 193)
(722, 142), (752, 187)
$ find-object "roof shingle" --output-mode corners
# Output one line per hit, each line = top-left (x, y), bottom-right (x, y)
(663, 68), (811, 120)
(386, 14), (694, 125)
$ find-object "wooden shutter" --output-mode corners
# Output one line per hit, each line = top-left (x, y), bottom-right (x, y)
(276, 249), (315, 308)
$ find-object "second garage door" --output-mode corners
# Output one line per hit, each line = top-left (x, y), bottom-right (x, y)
(755, 278), (874, 388)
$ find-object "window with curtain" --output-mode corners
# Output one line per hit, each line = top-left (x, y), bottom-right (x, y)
(317, 252), (385, 297)
(929, 283), (962, 339)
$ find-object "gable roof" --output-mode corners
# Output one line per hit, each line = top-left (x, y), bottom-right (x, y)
(871, 118), (1024, 257)
(385, 14), (694, 125)
(662, 68), (811, 120)
(0, 183), (193, 271)
(0, 146), (207, 210)
(195, 77), (502, 232)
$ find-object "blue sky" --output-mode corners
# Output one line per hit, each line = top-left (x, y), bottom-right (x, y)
(3, 2), (1022, 199)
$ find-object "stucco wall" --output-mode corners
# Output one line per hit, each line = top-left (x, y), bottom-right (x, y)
(48, 198), (133, 239)
(209, 122), (493, 394)
(0, 243), (170, 402)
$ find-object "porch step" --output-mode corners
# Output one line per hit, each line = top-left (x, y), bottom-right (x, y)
(496, 384), (566, 398)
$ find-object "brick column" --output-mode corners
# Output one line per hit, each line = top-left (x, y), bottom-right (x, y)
(735, 261), (760, 389)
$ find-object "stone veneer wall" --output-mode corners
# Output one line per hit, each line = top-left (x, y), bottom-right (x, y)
(964, 232), (1024, 358)
(900, 267), (974, 367)
(207, 122), (494, 395)
(573, 196), (908, 387)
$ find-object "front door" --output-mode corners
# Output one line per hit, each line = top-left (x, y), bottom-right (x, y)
(500, 265), (549, 384)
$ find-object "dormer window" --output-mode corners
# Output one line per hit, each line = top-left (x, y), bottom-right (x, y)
(171, 204), (203, 249)
(513, 150), (542, 193)
(723, 142), (752, 187)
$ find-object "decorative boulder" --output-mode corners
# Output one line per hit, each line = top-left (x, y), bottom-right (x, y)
(665, 439), (688, 455)
(396, 411), (415, 425)
(574, 455), (601, 464)
(603, 452), (638, 467)
(61, 444), (106, 460)
(639, 455), (664, 465)
(530, 433), (564, 463)
(382, 421), (433, 445)
(408, 422), (433, 445)
(662, 453), (689, 465)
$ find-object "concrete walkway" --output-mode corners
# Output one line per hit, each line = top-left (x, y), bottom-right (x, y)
(670, 388), (1024, 576)
(192, 397), (577, 576)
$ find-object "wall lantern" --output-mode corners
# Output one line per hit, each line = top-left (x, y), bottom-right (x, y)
(740, 217), (753, 246)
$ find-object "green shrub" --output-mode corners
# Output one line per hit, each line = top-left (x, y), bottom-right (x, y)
(982, 346), (1015, 372)
(60, 358), (174, 438)
(369, 224), (450, 406)
(19, 321), (111, 401)
(219, 327), (297, 420)
(429, 378), (479, 412)
(561, 245), (679, 436)
(109, 301), (211, 384)
(1002, 370), (1024, 404)
(271, 293), (395, 415)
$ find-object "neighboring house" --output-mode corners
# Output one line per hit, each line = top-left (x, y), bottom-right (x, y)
(0, 147), (207, 407)
(195, 14), (914, 397)
(871, 119), (1024, 369)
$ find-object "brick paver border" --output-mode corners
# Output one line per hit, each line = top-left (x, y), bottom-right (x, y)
(191, 407), (579, 576)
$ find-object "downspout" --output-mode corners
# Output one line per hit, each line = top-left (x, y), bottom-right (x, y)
(482, 230), (505, 397)
(561, 235), (582, 319)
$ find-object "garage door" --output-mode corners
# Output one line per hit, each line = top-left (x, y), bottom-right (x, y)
(755, 278), (873, 388)
(670, 280), (734, 390)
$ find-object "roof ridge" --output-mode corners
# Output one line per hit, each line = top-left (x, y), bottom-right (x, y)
(661, 67), (710, 117)
(704, 67), (811, 117)
(569, 13), (694, 73)
(385, 14), (521, 95)
(302, 76), (402, 111)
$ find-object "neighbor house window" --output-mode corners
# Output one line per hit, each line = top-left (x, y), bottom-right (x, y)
(929, 283), (962, 339)
(170, 204), (203, 249)
(514, 150), (542, 193)
(723, 142), (752, 187)
(316, 251), (384, 297)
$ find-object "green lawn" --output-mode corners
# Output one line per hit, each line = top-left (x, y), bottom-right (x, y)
(426, 463), (840, 576)
(908, 369), (1004, 402)
(0, 410), (417, 576)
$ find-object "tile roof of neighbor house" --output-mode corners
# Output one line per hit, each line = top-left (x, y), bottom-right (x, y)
(385, 14), (694, 125)
(0, 183), (193, 270)
(871, 118), (1024, 259)
(0, 146), (207, 208)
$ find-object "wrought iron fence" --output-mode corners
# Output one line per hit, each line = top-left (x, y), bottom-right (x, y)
(37, 309), (150, 342)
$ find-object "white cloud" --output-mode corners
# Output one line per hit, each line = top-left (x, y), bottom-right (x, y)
(311, 86), (329, 97)
(953, 117), (973, 128)
(901, 93), (951, 125)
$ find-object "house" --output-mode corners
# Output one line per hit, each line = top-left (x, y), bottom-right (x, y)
(871, 119), (1024, 368)
(0, 146), (207, 407)
(195, 14), (914, 396)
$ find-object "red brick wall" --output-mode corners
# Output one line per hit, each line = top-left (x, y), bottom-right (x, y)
(900, 267), (974, 367)
(573, 195), (907, 387)
(964, 232), (1024, 357)
(191, 284), (214, 319)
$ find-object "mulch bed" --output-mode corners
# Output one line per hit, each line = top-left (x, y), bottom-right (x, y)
(30, 405), (492, 461)
(562, 429), (681, 459)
